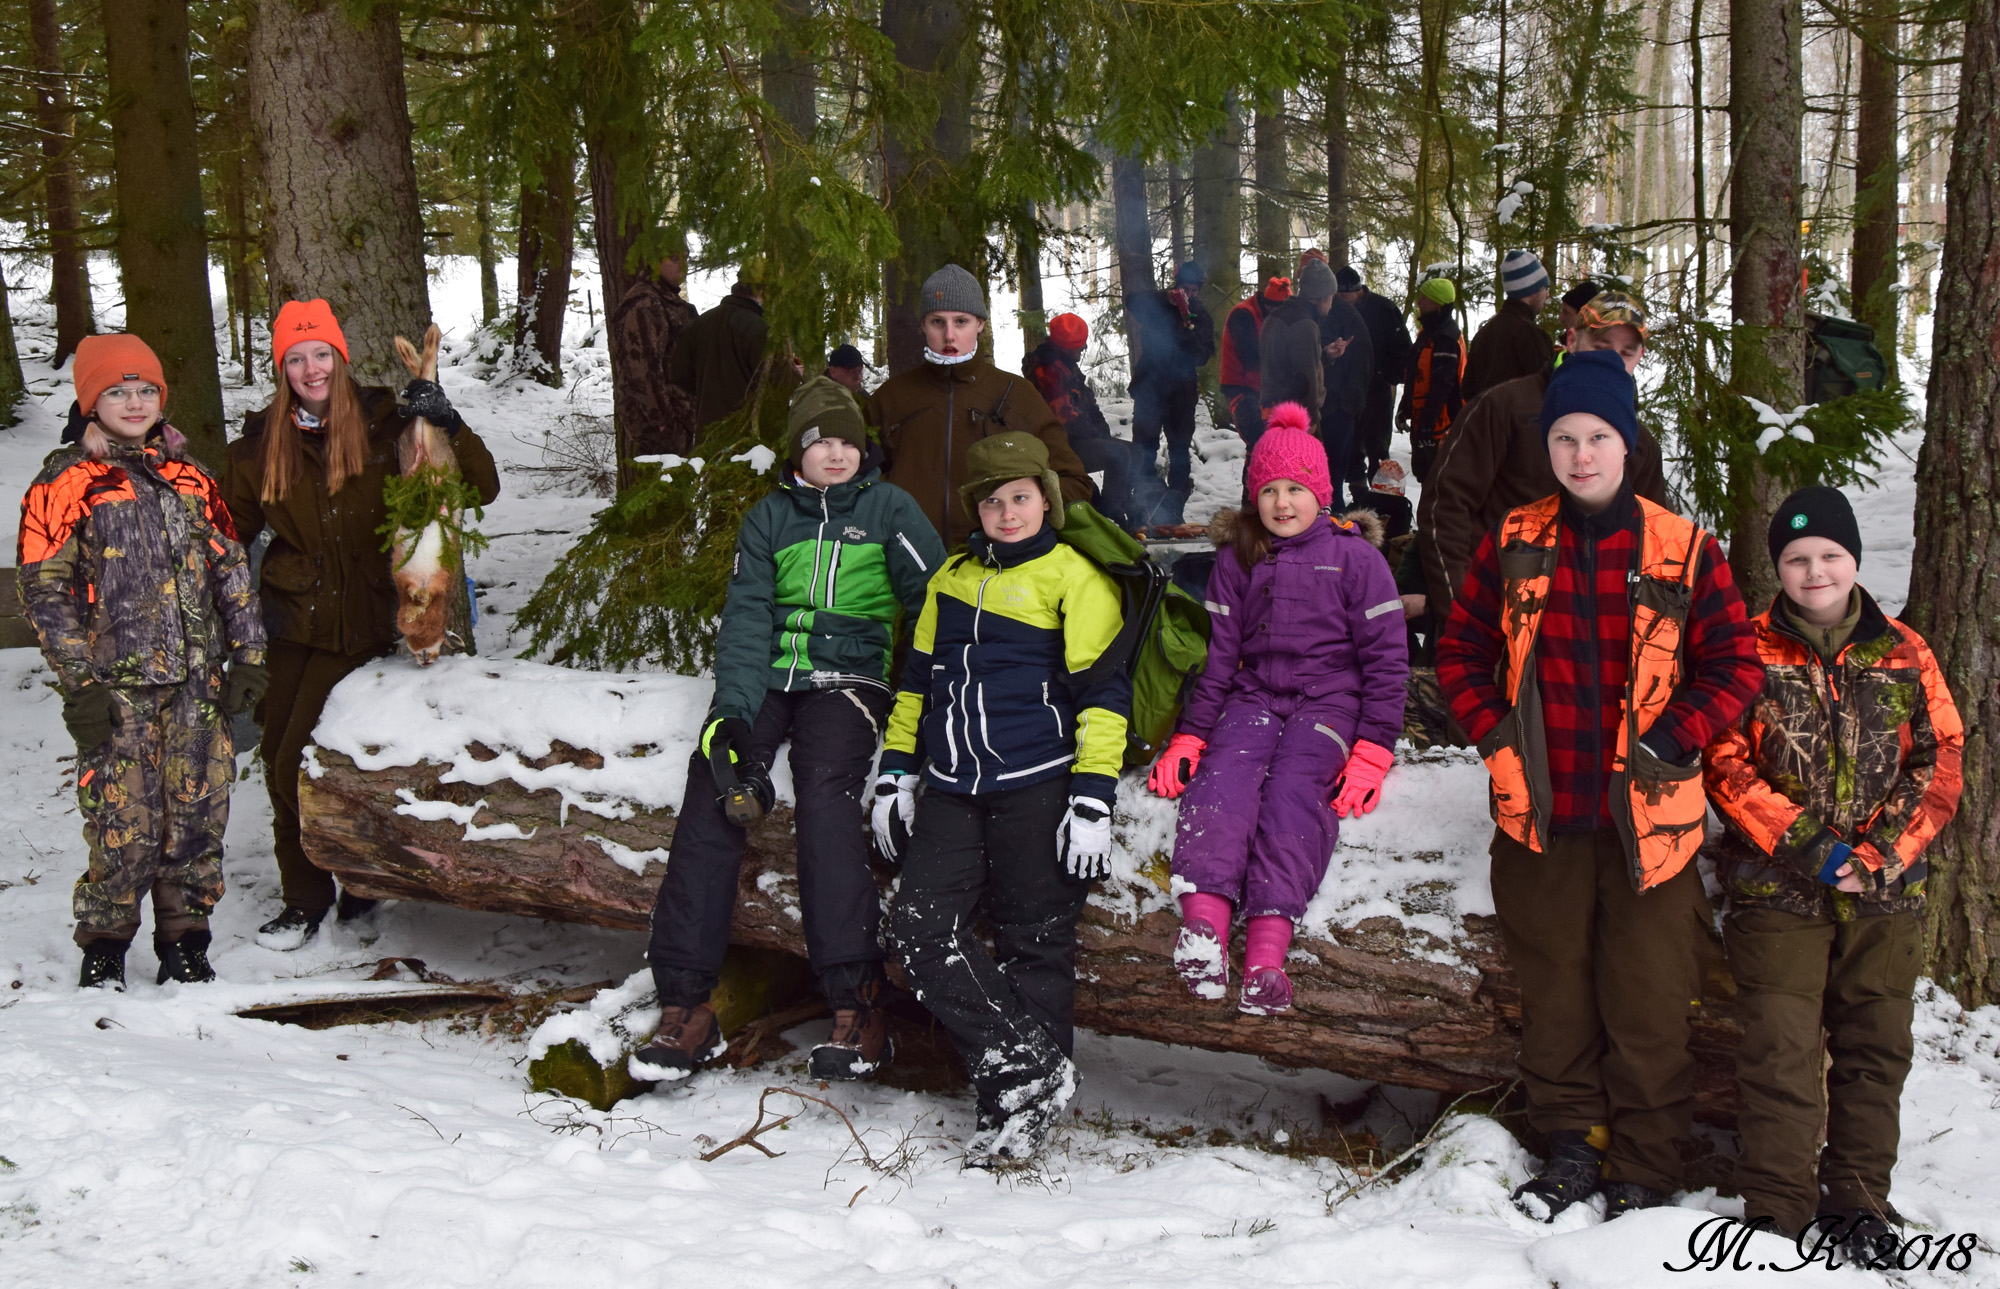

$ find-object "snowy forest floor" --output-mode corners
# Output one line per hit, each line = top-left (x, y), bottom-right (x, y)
(0, 269), (1994, 1288)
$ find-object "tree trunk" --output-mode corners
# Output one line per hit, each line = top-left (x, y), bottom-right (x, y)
(1167, 161), (1188, 268)
(476, 172), (499, 326)
(1726, 0), (1806, 609)
(221, 144), (256, 385)
(248, 0), (432, 389)
(30, 0), (92, 365)
(1017, 219), (1046, 350)
(103, 0), (226, 468)
(1537, 0), (1609, 289)
(297, 745), (1748, 1116)
(880, 0), (973, 375)
(1253, 107), (1289, 281)
(0, 260), (24, 426)
(1325, 55), (1351, 267)
(514, 149), (575, 386)
(1905, 0), (2000, 1008)
(1849, 0), (1900, 360)
(1111, 150), (1153, 349)
(1191, 101), (1243, 418)
(762, 0), (816, 142)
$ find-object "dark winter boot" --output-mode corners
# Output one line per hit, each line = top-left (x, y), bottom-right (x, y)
(809, 1005), (893, 1081)
(256, 905), (325, 952)
(628, 1004), (727, 1083)
(1601, 1180), (1669, 1219)
(79, 938), (129, 992)
(1816, 1207), (1903, 1269)
(336, 891), (381, 923)
(1511, 1129), (1605, 1222)
(966, 1057), (1078, 1168)
(156, 929), (217, 985)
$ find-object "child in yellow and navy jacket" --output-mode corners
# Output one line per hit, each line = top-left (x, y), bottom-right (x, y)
(873, 431), (1130, 1167)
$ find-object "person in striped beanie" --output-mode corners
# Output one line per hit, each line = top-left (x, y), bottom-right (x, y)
(1464, 249), (1556, 401)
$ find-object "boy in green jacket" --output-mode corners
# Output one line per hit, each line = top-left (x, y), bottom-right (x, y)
(633, 377), (946, 1084)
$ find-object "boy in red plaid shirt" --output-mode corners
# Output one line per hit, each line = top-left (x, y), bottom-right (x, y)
(1436, 349), (1761, 1221)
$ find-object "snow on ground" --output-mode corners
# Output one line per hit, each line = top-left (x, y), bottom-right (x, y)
(0, 266), (1992, 1287)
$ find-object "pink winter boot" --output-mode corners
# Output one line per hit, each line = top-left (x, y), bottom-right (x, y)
(1174, 892), (1233, 1000)
(1238, 915), (1294, 1015)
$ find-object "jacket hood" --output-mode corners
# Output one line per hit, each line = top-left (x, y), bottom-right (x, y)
(1207, 506), (1387, 550)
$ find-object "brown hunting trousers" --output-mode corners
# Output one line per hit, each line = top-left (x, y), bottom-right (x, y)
(1490, 826), (1712, 1194)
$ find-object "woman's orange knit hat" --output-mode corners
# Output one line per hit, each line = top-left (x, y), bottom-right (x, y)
(272, 298), (349, 366)
(73, 333), (167, 414)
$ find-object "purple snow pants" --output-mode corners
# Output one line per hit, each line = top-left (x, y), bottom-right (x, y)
(1172, 689), (1355, 920)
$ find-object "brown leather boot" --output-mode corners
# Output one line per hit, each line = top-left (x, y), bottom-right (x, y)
(627, 1003), (726, 1083)
(809, 1005), (892, 1081)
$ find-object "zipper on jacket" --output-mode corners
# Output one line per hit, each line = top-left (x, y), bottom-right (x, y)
(943, 378), (956, 531)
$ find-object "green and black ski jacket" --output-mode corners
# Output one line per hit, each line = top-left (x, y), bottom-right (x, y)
(710, 458), (946, 725)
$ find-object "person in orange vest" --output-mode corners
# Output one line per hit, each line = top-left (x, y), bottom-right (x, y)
(1435, 349), (1763, 1222)
(1398, 276), (1465, 484)
(1218, 277), (1291, 448)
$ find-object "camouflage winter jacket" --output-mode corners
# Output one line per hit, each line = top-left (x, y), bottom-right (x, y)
(1702, 591), (1963, 919)
(16, 436), (265, 696)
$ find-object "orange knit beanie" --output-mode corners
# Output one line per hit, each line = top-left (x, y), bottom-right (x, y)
(73, 334), (167, 414)
(272, 298), (349, 366)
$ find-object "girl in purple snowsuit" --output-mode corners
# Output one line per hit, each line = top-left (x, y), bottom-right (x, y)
(1147, 403), (1410, 1014)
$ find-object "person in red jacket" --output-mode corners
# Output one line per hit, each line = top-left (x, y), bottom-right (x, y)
(1218, 277), (1291, 447)
(1436, 349), (1762, 1222)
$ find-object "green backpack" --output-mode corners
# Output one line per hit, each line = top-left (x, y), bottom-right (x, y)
(1806, 312), (1889, 403)
(1057, 501), (1212, 767)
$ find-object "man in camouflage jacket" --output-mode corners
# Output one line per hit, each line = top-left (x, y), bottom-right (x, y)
(610, 255), (700, 458)
(18, 429), (265, 961)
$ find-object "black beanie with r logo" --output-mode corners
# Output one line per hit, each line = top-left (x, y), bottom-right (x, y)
(1768, 485), (1862, 569)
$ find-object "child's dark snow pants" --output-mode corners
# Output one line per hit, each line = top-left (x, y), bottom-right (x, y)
(73, 683), (233, 946)
(1725, 906), (1921, 1235)
(647, 685), (891, 1010)
(1171, 688), (1355, 919)
(891, 778), (1088, 1116)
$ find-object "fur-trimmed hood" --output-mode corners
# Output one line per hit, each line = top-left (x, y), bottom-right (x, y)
(1206, 505), (1387, 551)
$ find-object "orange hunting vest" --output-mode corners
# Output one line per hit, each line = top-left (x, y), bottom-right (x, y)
(1477, 493), (1710, 891)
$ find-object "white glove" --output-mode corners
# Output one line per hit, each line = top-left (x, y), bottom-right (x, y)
(870, 772), (917, 864)
(1056, 795), (1113, 880)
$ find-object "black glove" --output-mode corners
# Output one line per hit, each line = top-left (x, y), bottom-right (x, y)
(222, 662), (271, 717)
(397, 379), (463, 435)
(63, 685), (117, 753)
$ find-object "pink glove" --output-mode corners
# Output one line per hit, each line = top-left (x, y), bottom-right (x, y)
(1148, 733), (1208, 799)
(1331, 741), (1396, 817)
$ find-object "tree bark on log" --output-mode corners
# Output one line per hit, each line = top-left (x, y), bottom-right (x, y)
(299, 747), (1746, 1121)
(1904, 0), (2000, 1008)
(247, 0), (432, 389)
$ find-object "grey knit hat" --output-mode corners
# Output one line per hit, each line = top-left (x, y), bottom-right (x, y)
(1501, 250), (1550, 300)
(1297, 257), (1338, 301)
(919, 263), (988, 321)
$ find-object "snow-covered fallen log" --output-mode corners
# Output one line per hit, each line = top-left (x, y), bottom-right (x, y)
(299, 658), (1746, 1117)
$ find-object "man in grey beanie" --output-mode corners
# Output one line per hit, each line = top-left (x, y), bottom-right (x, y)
(1257, 256), (1339, 431)
(866, 263), (1092, 545)
(1463, 249), (1556, 402)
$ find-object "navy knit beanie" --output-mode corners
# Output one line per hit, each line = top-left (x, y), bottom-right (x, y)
(1539, 348), (1638, 451)
(1768, 486), (1862, 569)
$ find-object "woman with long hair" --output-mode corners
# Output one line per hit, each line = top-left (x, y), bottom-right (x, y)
(17, 334), (266, 988)
(221, 299), (501, 950)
